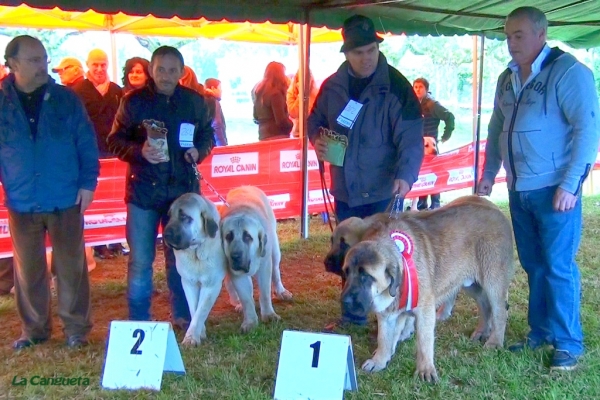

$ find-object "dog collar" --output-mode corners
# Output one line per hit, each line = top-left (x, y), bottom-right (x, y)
(390, 230), (419, 311)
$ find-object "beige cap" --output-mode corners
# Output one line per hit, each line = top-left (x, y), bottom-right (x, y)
(51, 57), (83, 73)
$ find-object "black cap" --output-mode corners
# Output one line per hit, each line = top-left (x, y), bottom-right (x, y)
(340, 15), (384, 53)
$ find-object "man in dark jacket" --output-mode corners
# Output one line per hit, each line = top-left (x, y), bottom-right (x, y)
(413, 77), (455, 210)
(308, 15), (424, 328)
(73, 49), (123, 159)
(1, 35), (100, 349)
(108, 46), (214, 328)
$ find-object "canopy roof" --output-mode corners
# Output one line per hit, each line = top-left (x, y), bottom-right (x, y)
(0, 4), (342, 44)
(1, 1), (599, 48)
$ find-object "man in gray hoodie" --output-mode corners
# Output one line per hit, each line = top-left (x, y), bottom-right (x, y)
(478, 6), (600, 371)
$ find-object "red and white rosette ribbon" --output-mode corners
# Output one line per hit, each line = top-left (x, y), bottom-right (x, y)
(390, 230), (419, 311)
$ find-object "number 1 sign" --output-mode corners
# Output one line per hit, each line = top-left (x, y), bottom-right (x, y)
(101, 321), (186, 391)
(273, 330), (358, 399)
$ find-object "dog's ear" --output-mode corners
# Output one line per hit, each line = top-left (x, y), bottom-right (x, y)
(257, 230), (267, 258)
(201, 212), (218, 238)
(386, 261), (400, 297)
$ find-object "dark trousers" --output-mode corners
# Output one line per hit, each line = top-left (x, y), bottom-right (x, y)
(417, 193), (441, 210)
(9, 206), (92, 339)
(0, 257), (14, 294)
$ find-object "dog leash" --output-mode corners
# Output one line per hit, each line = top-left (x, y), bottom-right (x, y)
(192, 161), (230, 207)
(388, 194), (405, 219)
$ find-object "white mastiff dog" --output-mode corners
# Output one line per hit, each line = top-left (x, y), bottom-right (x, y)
(220, 186), (292, 332)
(163, 193), (227, 346)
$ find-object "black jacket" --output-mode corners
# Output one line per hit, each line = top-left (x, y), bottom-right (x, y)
(107, 84), (214, 211)
(72, 79), (123, 157)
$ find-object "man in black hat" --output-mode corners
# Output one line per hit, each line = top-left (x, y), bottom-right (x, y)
(308, 14), (424, 329)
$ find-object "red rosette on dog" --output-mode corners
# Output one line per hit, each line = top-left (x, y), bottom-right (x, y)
(390, 230), (419, 311)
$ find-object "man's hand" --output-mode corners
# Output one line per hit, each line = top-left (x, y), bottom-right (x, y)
(392, 179), (410, 198)
(553, 187), (578, 212)
(477, 178), (493, 196)
(142, 141), (165, 164)
(314, 136), (328, 161)
(184, 148), (199, 163)
(76, 189), (95, 213)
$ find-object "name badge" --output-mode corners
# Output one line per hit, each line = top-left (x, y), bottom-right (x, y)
(336, 100), (363, 129)
(178, 123), (195, 148)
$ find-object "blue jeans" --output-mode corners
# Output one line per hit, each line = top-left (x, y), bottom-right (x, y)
(509, 186), (583, 356)
(126, 203), (190, 322)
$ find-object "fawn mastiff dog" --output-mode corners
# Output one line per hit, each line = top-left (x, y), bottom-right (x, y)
(341, 195), (514, 382)
(220, 186), (292, 332)
(163, 193), (226, 346)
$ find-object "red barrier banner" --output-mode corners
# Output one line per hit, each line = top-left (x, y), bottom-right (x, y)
(0, 139), (598, 257)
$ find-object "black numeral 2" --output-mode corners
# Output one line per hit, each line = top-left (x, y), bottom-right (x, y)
(309, 341), (321, 368)
(130, 329), (145, 355)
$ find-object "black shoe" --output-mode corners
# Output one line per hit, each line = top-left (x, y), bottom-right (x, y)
(550, 350), (579, 371)
(508, 338), (546, 352)
(13, 337), (48, 350)
(66, 334), (89, 348)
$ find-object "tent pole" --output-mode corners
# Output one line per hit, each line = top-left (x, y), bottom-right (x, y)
(473, 34), (485, 193)
(300, 8), (312, 239)
(110, 30), (118, 84)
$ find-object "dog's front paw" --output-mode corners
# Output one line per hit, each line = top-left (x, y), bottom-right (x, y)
(261, 312), (281, 323)
(361, 358), (387, 373)
(470, 328), (490, 342)
(240, 318), (259, 333)
(483, 338), (503, 349)
(182, 335), (201, 347)
(274, 289), (293, 301)
(415, 363), (438, 383)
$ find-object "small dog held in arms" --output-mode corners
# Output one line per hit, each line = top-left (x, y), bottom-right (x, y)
(340, 195), (515, 382)
(219, 186), (292, 332)
(162, 193), (227, 346)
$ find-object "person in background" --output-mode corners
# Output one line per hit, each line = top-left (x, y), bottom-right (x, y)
(51, 57), (84, 87)
(412, 77), (455, 210)
(73, 49), (124, 259)
(478, 6), (600, 371)
(73, 48), (123, 159)
(179, 65), (205, 95)
(1, 35), (100, 349)
(308, 15), (423, 329)
(253, 61), (293, 141)
(122, 57), (149, 94)
(107, 46), (214, 330)
(205, 77), (227, 146)
(287, 69), (318, 138)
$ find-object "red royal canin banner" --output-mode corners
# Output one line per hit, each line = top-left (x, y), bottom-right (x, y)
(0, 138), (598, 258)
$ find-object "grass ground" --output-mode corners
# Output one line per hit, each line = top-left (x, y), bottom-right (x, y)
(1, 196), (599, 399)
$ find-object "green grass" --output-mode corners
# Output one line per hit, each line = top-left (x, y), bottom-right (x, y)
(1, 196), (600, 399)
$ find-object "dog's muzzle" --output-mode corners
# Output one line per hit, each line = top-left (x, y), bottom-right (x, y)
(341, 282), (371, 318)
(229, 251), (250, 273)
(163, 225), (189, 250)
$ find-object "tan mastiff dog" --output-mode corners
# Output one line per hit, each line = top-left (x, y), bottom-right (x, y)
(341, 195), (514, 382)
(163, 193), (226, 346)
(220, 186), (292, 332)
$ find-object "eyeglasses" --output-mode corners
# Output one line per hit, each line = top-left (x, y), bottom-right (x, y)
(15, 56), (50, 66)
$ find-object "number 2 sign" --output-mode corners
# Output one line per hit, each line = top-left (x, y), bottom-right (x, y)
(273, 330), (358, 400)
(101, 321), (186, 391)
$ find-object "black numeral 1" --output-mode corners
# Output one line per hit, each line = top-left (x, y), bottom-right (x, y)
(309, 341), (321, 368)
(130, 329), (145, 355)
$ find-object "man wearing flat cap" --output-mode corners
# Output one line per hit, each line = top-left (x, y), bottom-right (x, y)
(308, 14), (424, 329)
(52, 57), (84, 87)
